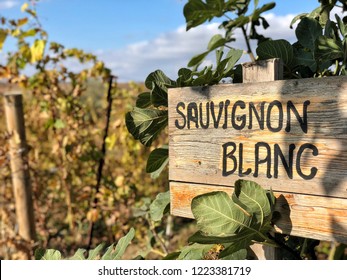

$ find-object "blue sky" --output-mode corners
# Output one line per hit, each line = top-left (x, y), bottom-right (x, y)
(0, 0), (337, 81)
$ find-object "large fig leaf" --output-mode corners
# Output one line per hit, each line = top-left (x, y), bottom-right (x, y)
(125, 107), (168, 146)
(256, 39), (294, 67)
(233, 179), (274, 230)
(190, 180), (276, 256)
(191, 191), (254, 236)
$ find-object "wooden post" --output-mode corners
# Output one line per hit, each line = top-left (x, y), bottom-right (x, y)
(4, 92), (36, 241)
(242, 58), (282, 260)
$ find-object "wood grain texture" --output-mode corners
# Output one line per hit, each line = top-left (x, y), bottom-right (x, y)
(168, 76), (347, 199)
(169, 74), (347, 242)
(170, 182), (347, 243)
(4, 92), (36, 241)
(243, 58), (283, 83)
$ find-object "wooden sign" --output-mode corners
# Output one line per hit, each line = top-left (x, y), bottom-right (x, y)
(168, 75), (347, 243)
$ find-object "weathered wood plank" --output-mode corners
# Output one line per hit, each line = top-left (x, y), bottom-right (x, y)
(243, 58), (283, 83)
(170, 182), (347, 243)
(169, 74), (347, 243)
(4, 92), (36, 241)
(168, 76), (347, 199)
(243, 59), (283, 259)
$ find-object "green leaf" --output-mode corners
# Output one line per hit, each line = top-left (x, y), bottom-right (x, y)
(39, 249), (62, 260)
(251, 3), (276, 21)
(0, 29), (8, 50)
(163, 252), (181, 260)
(295, 17), (322, 51)
(176, 68), (193, 86)
(189, 229), (254, 245)
(315, 36), (344, 63)
(187, 51), (209, 68)
(192, 68), (214, 86)
(150, 191), (170, 222)
(54, 119), (65, 129)
(335, 14), (347, 38)
(136, 92), (151, 108)
(220, 248), (247, 260)
(145, 70), (175, 90)
(294, 48), (317, 72)
(69, 249), (87, 260)
(177, 243), (214, 260)
(256, 39), (294, 67)
(87, 243), (105, 260)
(146, 146), (169, 178)
(290, 13), (308, 29)
(102, 228), (135, 260)
(183, 0), (224, 31)
(190, 180), (276, 256)
(233, 179), (274, 229)
(34, 248), (45, 260)
(191, 191), (253, 236)
(126, 107), (168, 146)
(177, 68), (193, 81)
(224, 15), (250, 29)
(223, 48), (243, 74)
(151, 82), (168, 107)
(207, 34), (226, 51)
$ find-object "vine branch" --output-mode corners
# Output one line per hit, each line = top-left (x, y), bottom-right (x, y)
(86, 75), (116, 250)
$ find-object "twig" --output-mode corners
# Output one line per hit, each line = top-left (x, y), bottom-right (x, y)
(266, 233), (302, 260)
(147, 216), (168, 255)
(241, 25), (256, 63)
(86, 75), (115, 250)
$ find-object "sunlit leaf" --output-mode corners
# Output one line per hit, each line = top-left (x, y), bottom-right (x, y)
(102, 228), (135, 260)
(223, 48), (243, 74)
(187, 51), (209, 68)
(17, 18), (28, 27)
(207, 34), (226, 51)
(87, 243), (105, 260)
(189, 180), (276, 256)
(69, 249), (87, 260)
(192, 191), (253, 236)
(21, 3), (29, 12)
(39, 249), (62, 260)
(177, 243), (214, 260)
(30, 39), (46, 63)
(315, 36), (344, 63)
(233, 179), (274, 229)
(0, 29), (7, 50)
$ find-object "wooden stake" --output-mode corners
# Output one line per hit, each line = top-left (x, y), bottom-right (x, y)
(243, 58), (282, 260)
(4, 92), (36, 241)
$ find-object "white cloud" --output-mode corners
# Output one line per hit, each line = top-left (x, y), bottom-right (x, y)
(96, 12), (298, 82)
(0, 0), (19, 10)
